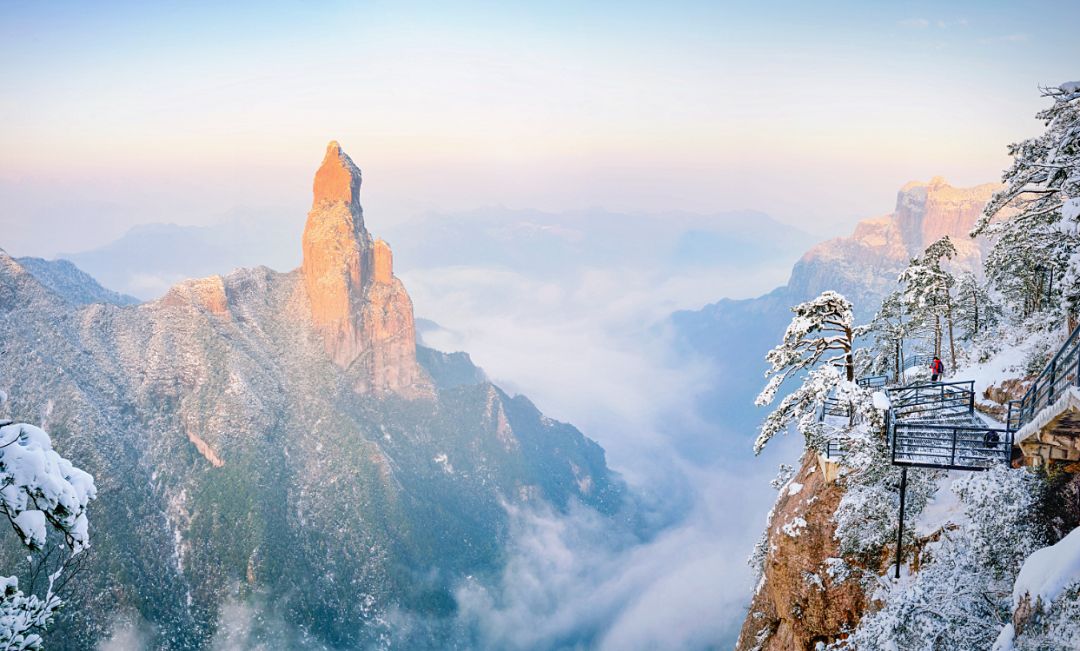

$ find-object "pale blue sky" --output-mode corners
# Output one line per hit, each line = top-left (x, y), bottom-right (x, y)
(2, 0), (1078, 256)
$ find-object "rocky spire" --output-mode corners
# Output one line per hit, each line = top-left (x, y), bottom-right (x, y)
(313, 141), (363, 209)
(300, 141), (428, 395)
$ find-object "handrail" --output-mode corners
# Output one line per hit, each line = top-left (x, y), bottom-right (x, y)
(857, 375), (888, 388)
(887, 381), (975, 420)
(1010, 322), (1080, 433)
(890, 421), (1013, 470)
(902, 354), (935, 373)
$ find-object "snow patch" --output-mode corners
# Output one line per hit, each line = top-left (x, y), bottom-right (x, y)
(1011, 526), (1080, 609)
(872, 391), (891, 410)
(781, 517), (807, 538)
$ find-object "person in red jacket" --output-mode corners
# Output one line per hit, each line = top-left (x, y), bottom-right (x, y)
(931, 356), (945, 382)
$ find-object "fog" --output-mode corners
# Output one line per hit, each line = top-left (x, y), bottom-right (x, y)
(399, 243), (805, 647)
(58, 203), (811, 649)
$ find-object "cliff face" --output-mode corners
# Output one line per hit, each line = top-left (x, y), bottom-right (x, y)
(300, 141), (428, 395)
(787, 177), (999, 311)
(737, 455), (868, 651)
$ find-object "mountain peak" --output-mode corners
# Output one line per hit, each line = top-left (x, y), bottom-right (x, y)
(313, 140), (362, 208)
(300, 143), (428, 395)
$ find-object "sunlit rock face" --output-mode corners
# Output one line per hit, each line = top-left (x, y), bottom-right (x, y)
(736, 455), (867, 651)
(301, 141), (428, 395)
(787, 178), (999, 311)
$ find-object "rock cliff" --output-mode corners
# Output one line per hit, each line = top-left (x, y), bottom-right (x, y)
(787, 177), (999, 310)
(736, 455), (869, 651)
(300, 142), (428, 395)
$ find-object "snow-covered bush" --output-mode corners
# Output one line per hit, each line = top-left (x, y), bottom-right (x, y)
(952, 466), (1045, 578)
(833, 445), (937, 564)
(998, 584), (1080, 651)
(0, 416), (96, 649)
(834, 467), (1044, 651)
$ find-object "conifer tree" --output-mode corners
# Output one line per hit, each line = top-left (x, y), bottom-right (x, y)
(973, 82), (1080, 323)
(953, 272), (1000, 342)
(867, 290), (909, 382)
(899, 236), (958, 369)
(754, 291), (866, 454)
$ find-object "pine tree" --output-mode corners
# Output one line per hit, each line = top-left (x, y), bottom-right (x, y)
(953, 272), (1000, 342)
(972, 82), (1080, 323)
(754, 291), (867, 454)
(867, 290), (910, 381)
(899, 236), (958, 369)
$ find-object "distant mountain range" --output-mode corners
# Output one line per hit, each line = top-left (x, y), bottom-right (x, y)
(54, 202), (814, 302)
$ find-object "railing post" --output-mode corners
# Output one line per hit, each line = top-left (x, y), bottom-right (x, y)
(1049, 358), (1057, 404)
(895, 466), (908, 580)
(950, 427), (957, 467)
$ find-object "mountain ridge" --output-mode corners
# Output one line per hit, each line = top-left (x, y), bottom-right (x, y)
(0, 143), (624, 649)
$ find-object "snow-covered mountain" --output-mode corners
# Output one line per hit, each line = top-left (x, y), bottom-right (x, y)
(0, 142), (623, 648)
(671, 177), (998, 458)
(14, 256), (139, 306)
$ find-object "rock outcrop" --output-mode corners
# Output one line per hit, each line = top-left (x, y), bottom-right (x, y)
(300, 141), (428, 395)
(736, 455), (868, 651)
(787, 178), (999, 312)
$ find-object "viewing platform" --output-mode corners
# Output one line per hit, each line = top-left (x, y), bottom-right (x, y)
(886, 380), (1012, 471)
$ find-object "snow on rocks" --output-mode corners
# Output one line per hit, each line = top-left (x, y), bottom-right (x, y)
(781, 517), (808, 538)
(1010, 526), (1080, 610)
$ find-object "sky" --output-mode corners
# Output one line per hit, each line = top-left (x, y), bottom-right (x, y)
(3, 0), (1080, 257)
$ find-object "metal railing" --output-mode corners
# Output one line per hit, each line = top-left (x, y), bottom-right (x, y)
(820, 396), (852, 421)
(887, 381), (975, 420)
(824, 439), (846, 461)
(1007, 323), (1080, 433)
(902, 354), (935, 373)
(891, 422), (1013, 470)
(857, 375), (888, 388)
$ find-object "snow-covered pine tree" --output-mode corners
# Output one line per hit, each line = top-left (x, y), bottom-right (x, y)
(754, 291), (869, 454)
(866, 290), (910, 381)
(972, 81), (1080, 324)
(899, 236), (958, 369)
(953, 271), (1000, 342)
(0, 394), (96, 650)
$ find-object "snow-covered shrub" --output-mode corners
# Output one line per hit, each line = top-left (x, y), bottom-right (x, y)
(834, 467), (1044, 651)
(953, 466), (1045, 578)
(999, 584), (1080, 651)
(833, 459), (937, 564)
(0, 419), (97, 649)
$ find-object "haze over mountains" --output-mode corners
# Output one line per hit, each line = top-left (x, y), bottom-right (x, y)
(55, 202), (814, 304)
